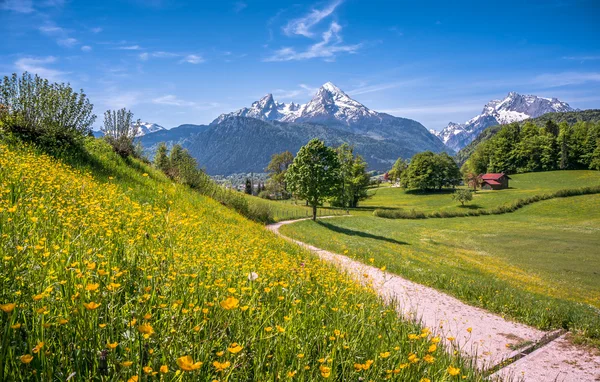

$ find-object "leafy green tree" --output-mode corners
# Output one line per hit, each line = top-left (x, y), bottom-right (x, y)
(0, 72), (96, 150)
(333, 144), (370, 208)
(388, 158), (408, 185)
(590, 139), (600, 171)
(463, 171), (482, 191)
(402, 151), (460, 191)
(102, 108), (140, 157)
(452, 189), (473, 206)
(285, 139), (340, 220)
(265, 151), (294, 199)
(154, 142), (170, 173)
(245, 178), (252, 195)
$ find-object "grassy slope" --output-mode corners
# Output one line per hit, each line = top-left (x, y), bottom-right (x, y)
(0, 138), (477, 381)
(356, 170), (600, 216)
(242, 194), (346, 222)
(281, 182), (600, 344)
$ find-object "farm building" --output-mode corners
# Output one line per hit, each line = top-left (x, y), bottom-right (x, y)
(480, 173), (511, 190)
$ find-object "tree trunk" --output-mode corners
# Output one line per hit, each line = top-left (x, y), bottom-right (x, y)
(312, 205), (317, 221)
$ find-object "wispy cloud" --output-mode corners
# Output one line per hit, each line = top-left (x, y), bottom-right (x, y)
(39, 24), (80, 48)
(81, 45), (92, 52)
(180, 54), (204, 64)
(233, 1), (247, 12)
(153, 95), (196, 107)
(117, 45), (143, 50)
(562, 55), (600, 61)
(283, 0), (343, 37)
(139, 51), (180, 61)
(39, 25), (65, 34)
(103, 91), (143, 110)
(153, 95), (220, 109)
(347, 80), (423, 96)
(388, 26), (404, 37)
(90, 27), (103, 34)
(1, 0), (34, 13)
(381, 103), (484, 115)
(58, 37), (78, 47)
(272, 84), (318, 99)
(265, 21), (360, 62)
(14, 56), (66, 82)
(533, 71), (600, 87)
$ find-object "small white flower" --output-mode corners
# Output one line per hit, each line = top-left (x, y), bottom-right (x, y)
(248, 272), (259, 281)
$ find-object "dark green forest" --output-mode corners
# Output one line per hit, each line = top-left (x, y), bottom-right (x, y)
(457, 110), (600, 166)
(462, 116), (600, 175)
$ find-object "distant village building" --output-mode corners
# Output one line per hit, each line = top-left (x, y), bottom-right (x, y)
(480, 173), (511, 190)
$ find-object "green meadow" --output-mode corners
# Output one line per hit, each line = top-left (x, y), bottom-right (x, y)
(280, 171), (600, 345)
(357, 170), (600, 216)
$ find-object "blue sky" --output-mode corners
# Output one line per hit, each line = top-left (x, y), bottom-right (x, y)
(1, 0), (599, 131)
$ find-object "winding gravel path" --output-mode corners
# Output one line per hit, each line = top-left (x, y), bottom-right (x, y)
(267, 217), (600, 381)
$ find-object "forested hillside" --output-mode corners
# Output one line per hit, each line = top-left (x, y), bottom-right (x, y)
(462, 116), (600, 175)
(457, 110), (600, 166)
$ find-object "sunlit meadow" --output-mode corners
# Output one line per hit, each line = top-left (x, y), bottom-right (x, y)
(0, 140), (479, 381)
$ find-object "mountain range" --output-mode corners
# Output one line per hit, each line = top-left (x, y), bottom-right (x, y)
(435, 92), (574, 151)
(140, 82), (448, 175)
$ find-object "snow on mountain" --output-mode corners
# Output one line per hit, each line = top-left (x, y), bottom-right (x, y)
(436, 92), (573, 151)
(212, 82), (384, 126)
(212, 94), (300, 125)
(136, 122), (166, 137)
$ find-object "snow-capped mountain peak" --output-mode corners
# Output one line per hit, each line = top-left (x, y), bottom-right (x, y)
(135, 122), (166, 137)
(436, 92), (573, 151)
(212, 82), (382, 126)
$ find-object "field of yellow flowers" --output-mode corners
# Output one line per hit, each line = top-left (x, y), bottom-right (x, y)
(0, 140), (479, 381)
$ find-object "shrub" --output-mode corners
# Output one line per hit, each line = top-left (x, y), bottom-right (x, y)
(101, 108), (139, 158)
(0, 72), (96, 153)
(452, 189), (473, 206)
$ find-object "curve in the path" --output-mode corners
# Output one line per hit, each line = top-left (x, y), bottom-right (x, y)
(267, 217), (600, 381)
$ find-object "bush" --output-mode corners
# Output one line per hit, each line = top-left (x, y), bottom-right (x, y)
(0, 72), (96, 153)
(247, 201), (274, 224)
(101, 109), (139, 158)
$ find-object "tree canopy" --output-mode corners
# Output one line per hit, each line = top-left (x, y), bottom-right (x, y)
(332, 143), (370, 209)
(285, 139), (340, 220)
(401, 151), (461, 191)
(463, 120), (600, 174)
(265, 151), (294, 199)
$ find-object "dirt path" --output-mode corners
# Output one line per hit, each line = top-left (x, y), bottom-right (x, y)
(267, 217), (600, 381)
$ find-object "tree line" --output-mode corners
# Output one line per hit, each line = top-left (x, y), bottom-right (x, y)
(463, 120), (600, 174)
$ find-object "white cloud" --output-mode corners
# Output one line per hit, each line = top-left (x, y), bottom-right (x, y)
(180, 54), (204, 64)
(14, 56), (66, 82)
(39, 25), (65, 34)
(139, 53), (149, 61)
(153, 95), (196, 107)
(39, 24), (80, 48)
(90, 27), (103, 34)
(233, 1), (247, 12)
(347, 80), (423, 96)
(153, 95), (219, 110)
(1, 0), (34, 13)
(283, 0), (343, 37)
(265, 21), (360, 62)
(58, 37), (78, 47)
(103, 92), (143, 110)
(81, 45), (92, 52)
(533, 72), (600, 87)
(117, 45), (142, 50)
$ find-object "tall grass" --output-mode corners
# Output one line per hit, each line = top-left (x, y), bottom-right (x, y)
(0, 140), (480, 380)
